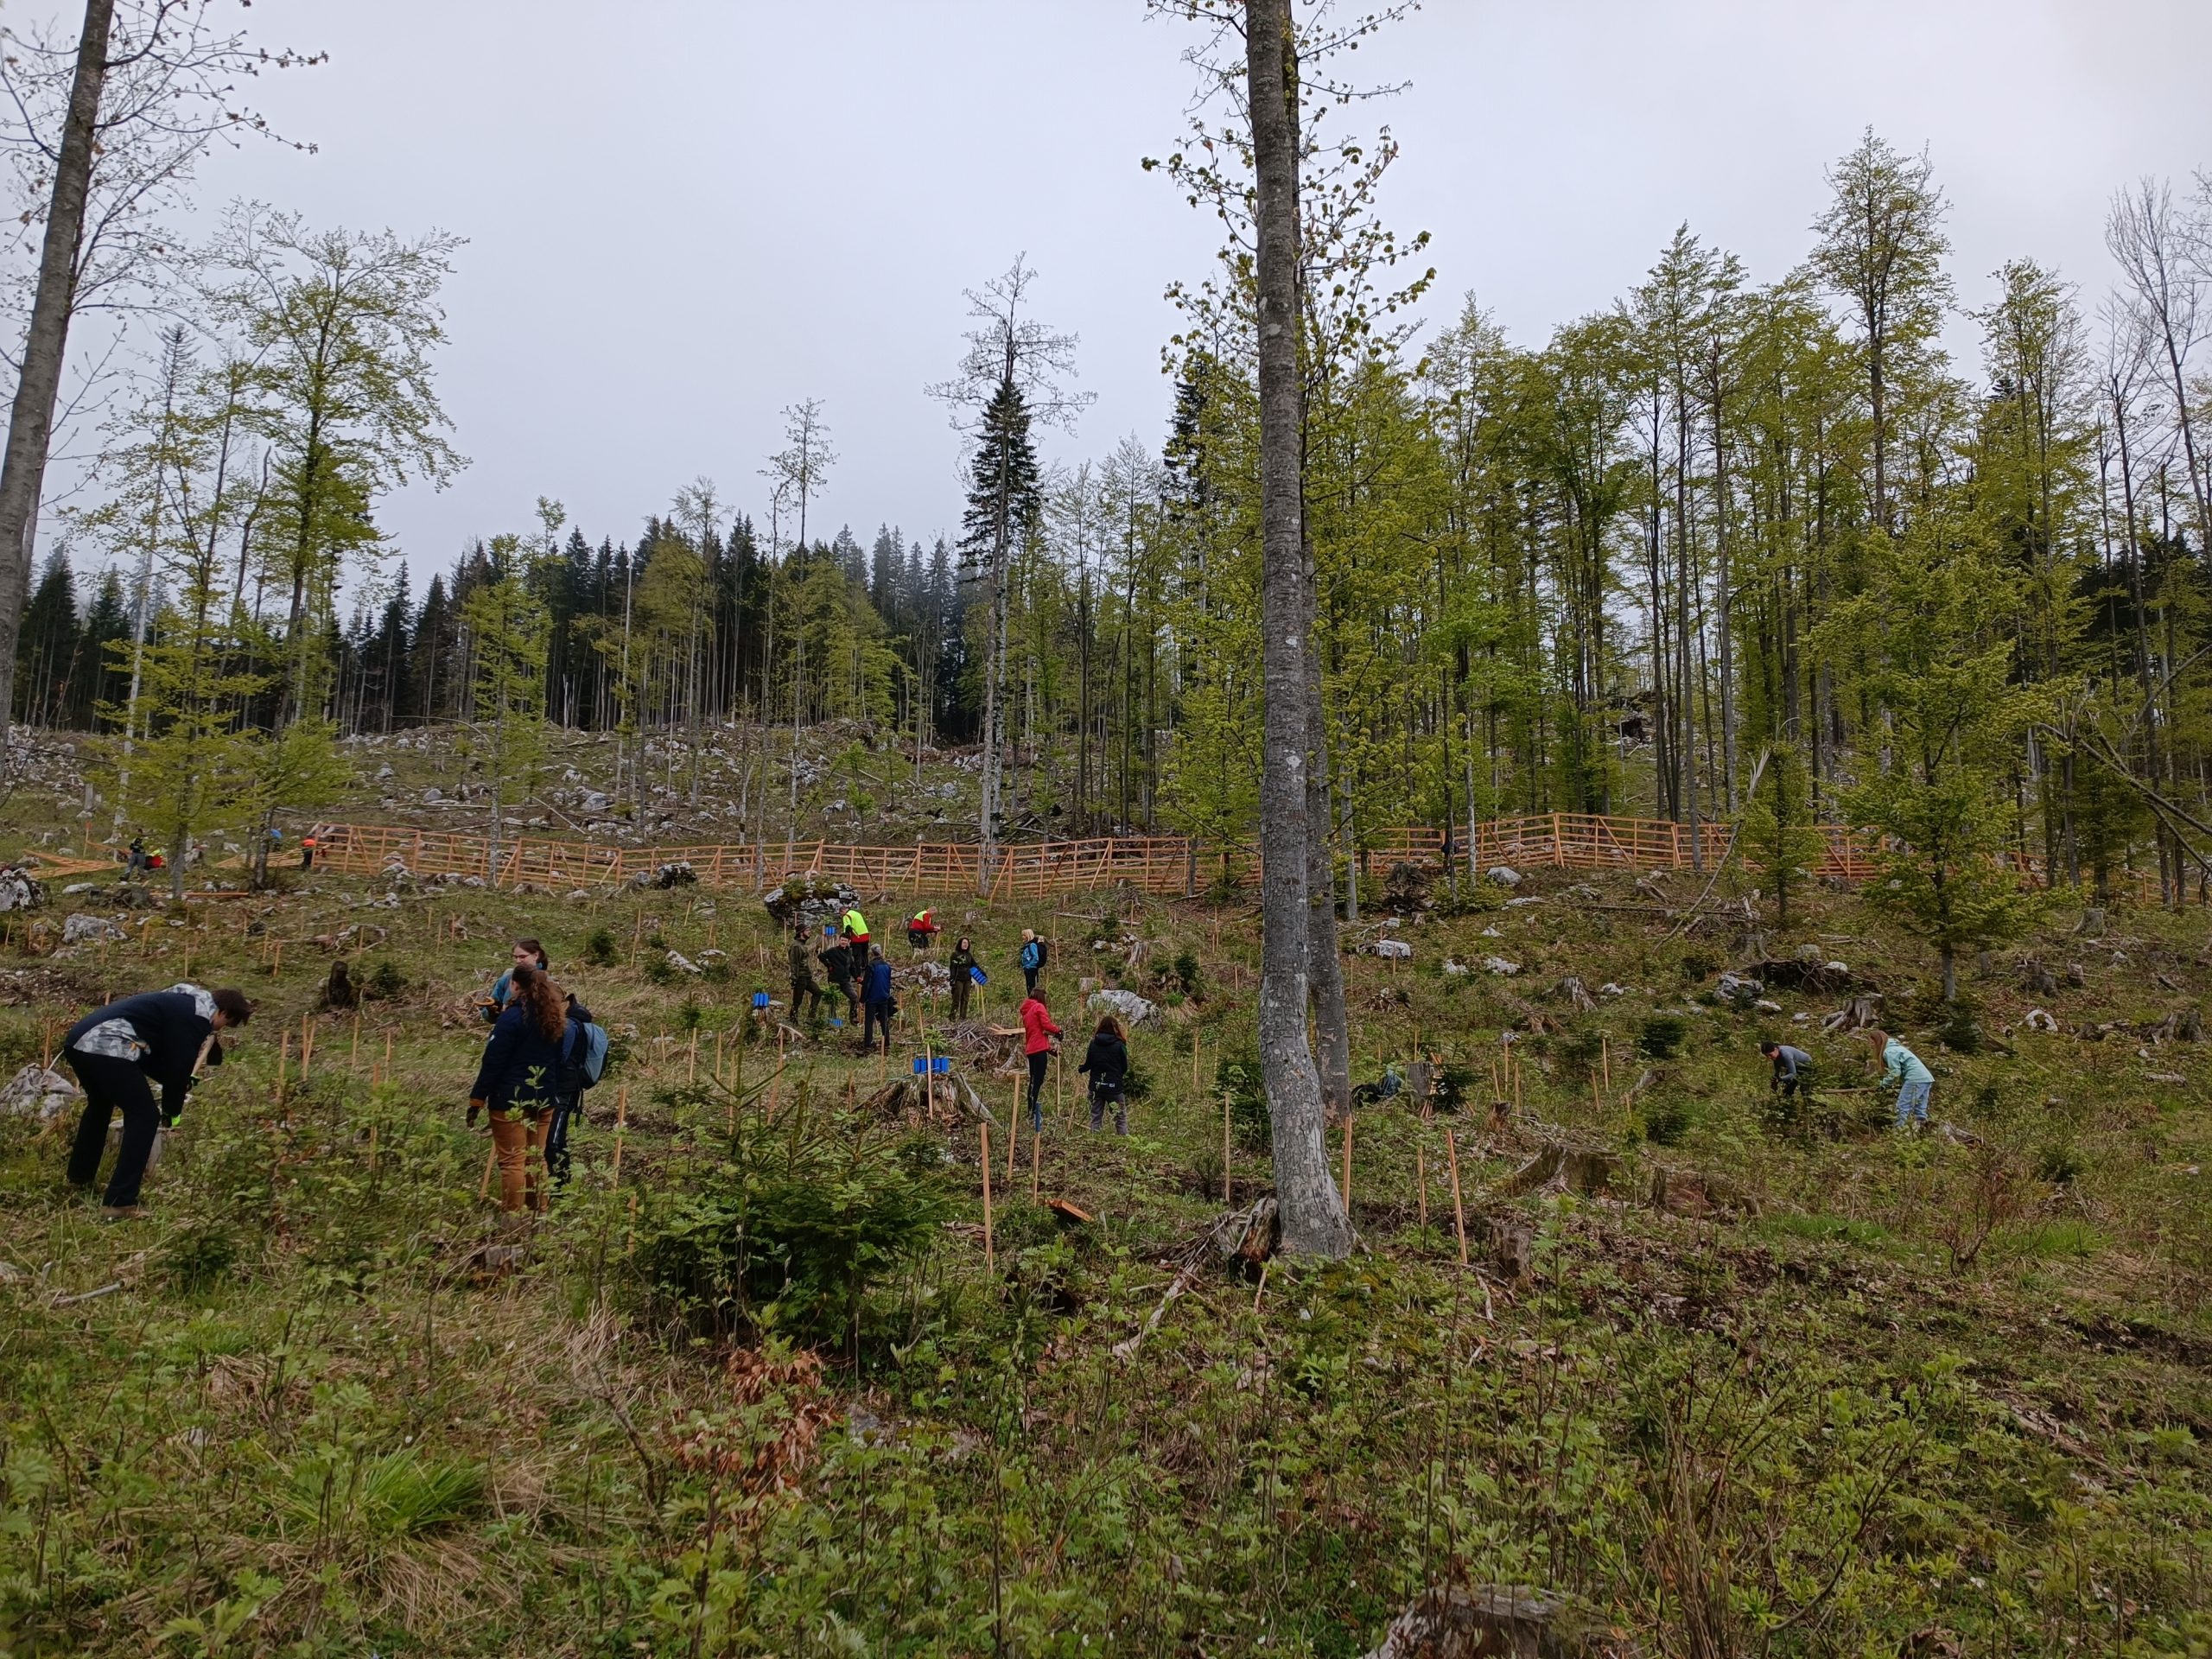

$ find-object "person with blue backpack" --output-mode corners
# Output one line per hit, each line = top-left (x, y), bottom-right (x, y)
(544, 989), (608, 1188)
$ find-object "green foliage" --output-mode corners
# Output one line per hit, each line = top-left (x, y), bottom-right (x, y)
(582, 925), (619, 966)
(633, 1097), (950, 1346)
(1213, 1046), (1270, 1150)
(1637, 1014), (1688, 1059)
(1739, 743), (1826, 929)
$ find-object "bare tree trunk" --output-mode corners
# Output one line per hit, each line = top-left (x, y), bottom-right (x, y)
(0, 0), (116, 747)
(1249, 0), (1348, 1257)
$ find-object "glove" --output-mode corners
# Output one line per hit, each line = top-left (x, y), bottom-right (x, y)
(466, 1100), (483, 1128)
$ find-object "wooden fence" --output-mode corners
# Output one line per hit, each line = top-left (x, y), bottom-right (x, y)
(305, 812), (1917, 899)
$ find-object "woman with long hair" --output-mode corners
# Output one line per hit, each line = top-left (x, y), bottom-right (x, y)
(480, 938), (550, 1024)
(469, 963), (568, 1215)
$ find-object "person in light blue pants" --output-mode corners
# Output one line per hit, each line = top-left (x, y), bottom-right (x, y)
(1868, 1028), (1933, 1127)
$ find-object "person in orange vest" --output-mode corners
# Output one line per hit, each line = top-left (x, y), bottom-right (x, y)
(906, 907), (941, 951)
(299, 834), (318, 872)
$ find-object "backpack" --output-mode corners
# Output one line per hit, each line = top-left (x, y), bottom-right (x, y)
(558, 1017), (610, 1094)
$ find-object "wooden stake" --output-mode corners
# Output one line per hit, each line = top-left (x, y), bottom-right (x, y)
(1340, 1112), (1353, 1213)
(1030, 1127), (1040, 1199)
(980, 1122), (994, 1269)
(366, 1122), (378, 1178)
(1223, 1089), (1233, 1205)
(1416, 1141), (1428, 1239)
(1513, 1054), (1522, 1116)
(1007, 1085), (1020, 1184)
(384, 1032), (394, 1076)
(715, 1027), (724, 1084)
(349, 1014), (360, 1073)
(1592, 1071), (1604, 1116)
(1600, 1033), (1611, 1092)
(1446, 1128), (1469, 1267)
(613, 1084), (628, 1178)
(687, 1030), (696, 1084)
(1191, 1036), (1201, 1095)
(276, 1031), (289, 1103)
(299, 1015), (314, 1079)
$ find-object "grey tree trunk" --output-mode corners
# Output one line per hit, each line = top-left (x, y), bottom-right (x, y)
(1249, 0), (1349, 1257)
(0, 0), (116, 747)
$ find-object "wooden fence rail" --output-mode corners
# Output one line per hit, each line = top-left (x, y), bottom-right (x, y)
(297, 812), (1969, 900)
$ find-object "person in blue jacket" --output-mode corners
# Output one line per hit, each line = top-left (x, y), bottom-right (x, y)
(1867, 1027), (1935, 1128)
(861, 946), (895, 1055)
(468, 963), (569, 1215)
(63, 982), (253, 1218)
(480, 938), (549, 1024)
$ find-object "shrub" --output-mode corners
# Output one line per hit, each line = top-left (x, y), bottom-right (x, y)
(1678, 950), (1717, 983)
(365, 960), (407, 1001)
(1637, 1014), (1688, 1059)
(2034, 1141), (2081, 1185)
(1215, 1047), (1270, 1150)
(582, 925), (619, 966)
(634, 1104), (951, 1348)
(1641, 1096), (1694, 1146)
(1168, 948), (1205, 997)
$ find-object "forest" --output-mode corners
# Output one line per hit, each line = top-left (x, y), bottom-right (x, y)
(16, 110), (2212, 932)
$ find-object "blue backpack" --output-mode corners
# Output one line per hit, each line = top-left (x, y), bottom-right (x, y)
(558, 1017), (610, 1094)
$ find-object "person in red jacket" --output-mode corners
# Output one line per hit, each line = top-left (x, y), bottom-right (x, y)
(1019, 988), (1062, 1132)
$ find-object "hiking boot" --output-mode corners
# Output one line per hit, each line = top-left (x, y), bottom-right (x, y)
(99, 1205), (149, 1222)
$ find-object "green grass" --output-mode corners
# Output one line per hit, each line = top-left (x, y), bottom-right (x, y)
(2, 834), (2209, 1655)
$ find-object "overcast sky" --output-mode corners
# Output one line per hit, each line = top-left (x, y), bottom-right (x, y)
(175, 0), (2212, 592)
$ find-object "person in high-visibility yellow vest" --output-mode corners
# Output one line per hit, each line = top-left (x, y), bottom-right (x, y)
(840, 906), (869, 948)
(906, 907), (941, 950)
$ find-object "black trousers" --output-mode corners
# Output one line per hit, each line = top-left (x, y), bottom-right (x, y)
(65, 1050), (160, 1207)
(544, 1093), (582, 1186)
(1027, 1051), (1049, 1129)
(791, 976), (821, 1019)
(1023, 966), (1039, 995)
(863, 1000), (894, 1053)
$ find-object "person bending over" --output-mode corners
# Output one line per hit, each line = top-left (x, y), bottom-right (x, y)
(63, 983), (252, 1219)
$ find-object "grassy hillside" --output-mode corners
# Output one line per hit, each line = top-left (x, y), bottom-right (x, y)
(0, 824), (2207, 1654)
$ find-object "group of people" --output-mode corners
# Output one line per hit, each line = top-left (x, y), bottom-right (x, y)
(1760, 1027), (1936, 1128)
(57, 893), (1948, 1227)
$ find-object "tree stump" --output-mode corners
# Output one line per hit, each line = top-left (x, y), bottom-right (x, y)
(1362, 1585), (1611, 1659)
(2075, 907), (2107, 938)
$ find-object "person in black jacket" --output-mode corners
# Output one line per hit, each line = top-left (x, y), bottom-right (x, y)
(1079, 1013), (1131, 1135)
(543, 991), (595, 1189)
(63, 983), (253, 1218)
(818, 931), (857, 1023)
(467, 963), (569, 1216)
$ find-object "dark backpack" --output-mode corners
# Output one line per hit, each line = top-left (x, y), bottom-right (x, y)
(557, 1017), (610, 1094)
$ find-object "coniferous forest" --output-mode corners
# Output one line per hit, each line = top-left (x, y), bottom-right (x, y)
(4, 5), (2212, 1656)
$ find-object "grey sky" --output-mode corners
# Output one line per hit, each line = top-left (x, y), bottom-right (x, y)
(184, 0), (2210, 592)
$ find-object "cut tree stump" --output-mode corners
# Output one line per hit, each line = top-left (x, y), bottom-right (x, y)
(1496, 1143), (1619, 1199)
(2075, 907), (2107, 938)
(1647, 1166), (1760, 1218)
(1823, 993), (1884, 1032)
(1362, 1585), (1617, 1659)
